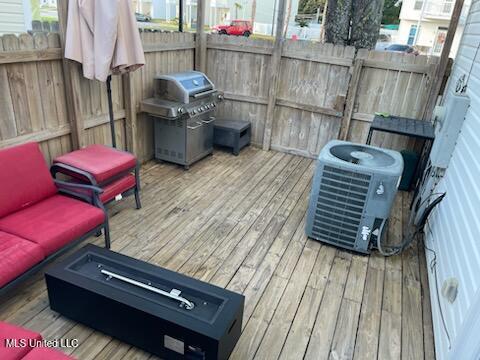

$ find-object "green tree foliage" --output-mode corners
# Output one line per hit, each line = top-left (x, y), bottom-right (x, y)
(31, 0), (41, 21)
(382, 0), (401, 24)
(298, 0), (325, 14)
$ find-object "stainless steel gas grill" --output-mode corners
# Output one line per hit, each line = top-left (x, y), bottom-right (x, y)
(140, 71), (223, 169)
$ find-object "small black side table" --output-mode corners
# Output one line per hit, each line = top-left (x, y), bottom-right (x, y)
(366, 115), (435, 191)
(366, 115), (435, 145)
(214, 119), (251, 155)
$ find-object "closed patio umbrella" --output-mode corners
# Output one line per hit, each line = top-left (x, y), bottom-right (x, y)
(64, 0), (145, 147)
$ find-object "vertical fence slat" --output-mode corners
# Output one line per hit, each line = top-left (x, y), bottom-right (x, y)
(339, 58), (363, 140)
(263, 0), (288, 151)
(0, 36), (17, 139)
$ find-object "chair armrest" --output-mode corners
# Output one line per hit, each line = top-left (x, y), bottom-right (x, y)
(50, 163), (98, 185)
(54, 180), (105, 210)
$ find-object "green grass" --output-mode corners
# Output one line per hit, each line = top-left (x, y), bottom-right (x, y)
(40, 16), (58, 22)
(251, 33), (274, 41)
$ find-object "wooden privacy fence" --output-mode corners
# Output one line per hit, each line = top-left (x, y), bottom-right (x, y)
(0, 31), (195, 163)
(0, 31), (439, 163)
(207, 34), (439, 158)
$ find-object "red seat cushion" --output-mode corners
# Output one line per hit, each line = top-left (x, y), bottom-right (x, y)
(61, 174), (137, 204)
(0, 142), (57, 218)
(99, 174), (136, 203)
(0, 232), (45, 288)
(21, 347), (74, 360)
(0, 321), (42, 360)
(0, 195), (105, 256)
(53, 145), (136, 184)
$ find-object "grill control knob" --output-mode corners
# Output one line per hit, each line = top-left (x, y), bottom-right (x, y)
(178, 107), (184, 114)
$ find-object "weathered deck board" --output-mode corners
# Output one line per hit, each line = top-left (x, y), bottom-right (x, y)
(0, 148), (434, 360)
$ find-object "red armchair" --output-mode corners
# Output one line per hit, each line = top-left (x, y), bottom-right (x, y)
(0, 142), (109, 296)
(0, 321), (73, 360)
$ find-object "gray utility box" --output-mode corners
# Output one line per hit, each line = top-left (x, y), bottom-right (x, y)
(154, 116), (214, 169)
(213, 119), (251, 155)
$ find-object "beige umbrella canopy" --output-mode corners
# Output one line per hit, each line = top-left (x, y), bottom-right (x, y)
(64, 0), (145, 146)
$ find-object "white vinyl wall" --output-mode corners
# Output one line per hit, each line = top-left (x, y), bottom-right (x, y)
(0, 0), (30, 35)
(425, 0), (480, 358)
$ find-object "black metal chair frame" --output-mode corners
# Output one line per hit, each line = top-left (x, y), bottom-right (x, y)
(50, 161), (142, 210)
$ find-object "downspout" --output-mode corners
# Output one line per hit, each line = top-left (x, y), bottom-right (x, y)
(413, 0), (427, 46)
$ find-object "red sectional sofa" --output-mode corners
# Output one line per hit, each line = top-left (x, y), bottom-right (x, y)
(0, 321), (73, 359)
(0, 142), (110, 295)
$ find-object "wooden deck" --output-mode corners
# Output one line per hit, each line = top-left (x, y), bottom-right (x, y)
(0, 148), (434, 360)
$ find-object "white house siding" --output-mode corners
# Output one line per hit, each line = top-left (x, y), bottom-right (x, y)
(0, 0), (29, 35)
(426, 0), (480, 358)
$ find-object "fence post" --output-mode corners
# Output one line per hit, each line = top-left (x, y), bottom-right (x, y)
(195, 0), (207, 73)
(123, 72), (138, 155)
(423, 0), (464, 120)
(339, 58), (363, 140)
(57, 0), (85, 149)
(262, 0), (288, 151)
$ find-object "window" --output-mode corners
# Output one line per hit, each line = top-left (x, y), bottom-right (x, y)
(414, 1), (423, 10)
(443, 0), (454, 14)
(433, 27), (448, 54)
(407, 25), (417, 45)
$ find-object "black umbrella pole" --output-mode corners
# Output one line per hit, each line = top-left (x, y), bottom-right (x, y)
(106, 75), (117, 148)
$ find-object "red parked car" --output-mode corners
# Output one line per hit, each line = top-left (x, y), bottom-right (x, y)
(212, 20), (252, 37)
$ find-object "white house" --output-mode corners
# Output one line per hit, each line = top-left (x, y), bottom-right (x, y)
(422, 0), (480, 358)
(0, 0), (32, 35)
(397, 0), (471, 56)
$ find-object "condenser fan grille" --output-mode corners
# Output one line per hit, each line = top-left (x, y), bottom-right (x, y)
(330, 144), (396, 167)
(311, 166), (371, 247)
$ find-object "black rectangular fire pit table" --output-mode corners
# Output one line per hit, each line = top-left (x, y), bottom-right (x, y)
(45, 244), (244, 360)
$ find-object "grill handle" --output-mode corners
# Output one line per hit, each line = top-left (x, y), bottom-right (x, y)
(187, 121), (203, 130)
(201, 117), (215, 124)
(192, 89), (216, 99)
(101, 269), (195, 310)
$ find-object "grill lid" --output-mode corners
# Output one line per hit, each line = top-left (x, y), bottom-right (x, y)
(154, 71), (214, 104)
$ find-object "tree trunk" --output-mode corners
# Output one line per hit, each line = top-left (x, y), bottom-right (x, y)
(324, 0), (352, 45)
(350, 0), (385, 49)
